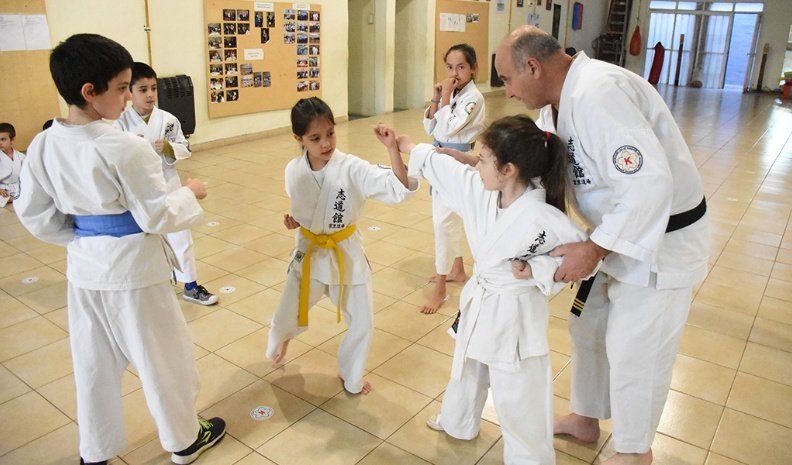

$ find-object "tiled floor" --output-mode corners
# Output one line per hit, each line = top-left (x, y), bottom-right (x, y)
(1, 86), (791, 465)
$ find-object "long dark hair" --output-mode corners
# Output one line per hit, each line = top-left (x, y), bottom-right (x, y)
(290, 97), (335, 137)
(480, 115), (568, 212)
(445, 43), (477, 70)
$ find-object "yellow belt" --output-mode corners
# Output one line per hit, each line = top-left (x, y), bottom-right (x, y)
(298, 224), (357, 326)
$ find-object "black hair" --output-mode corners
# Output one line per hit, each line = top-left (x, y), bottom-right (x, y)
(42, 120), (53, 131)
(481, 115), (568, 212)
(290, 97), (335, 137)
(445, 43), (477, 70)
(131, 62), (157, 87)
(0, 123), (15, 139)
(49, 33), (134, 107)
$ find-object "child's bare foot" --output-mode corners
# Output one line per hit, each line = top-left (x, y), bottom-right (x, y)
(270, 339), (291, 364)
(421, 282), (448, 314)
(602, 450), (653, 465)
(339, 375), (372, 394)
(446, 257), (468, 283)
(554, 413), (600, 443)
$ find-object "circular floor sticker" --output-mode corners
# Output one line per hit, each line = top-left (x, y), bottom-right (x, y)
(220, 286), (236, 294)
(367, 226), (381, 231)
(250, 406), (274, 421)
(21, 276), (39, 284)
(207, 221), (220, 227)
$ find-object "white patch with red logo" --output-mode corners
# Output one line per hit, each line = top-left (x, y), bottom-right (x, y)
(250, 406), (274, 421)
(612, 145), (643, 174)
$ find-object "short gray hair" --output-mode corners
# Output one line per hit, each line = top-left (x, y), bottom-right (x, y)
(511, 31), (562, 71)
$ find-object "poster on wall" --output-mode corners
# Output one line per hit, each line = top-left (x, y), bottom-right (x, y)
(204, 1), (321, 118)
(439, 13), (466, 32)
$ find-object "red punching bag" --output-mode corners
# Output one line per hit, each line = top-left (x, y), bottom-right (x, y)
(629, 25), (642, 56)
(648, 42), (665, 85)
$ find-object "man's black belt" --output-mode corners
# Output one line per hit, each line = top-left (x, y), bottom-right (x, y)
(570, 197), (707, 317)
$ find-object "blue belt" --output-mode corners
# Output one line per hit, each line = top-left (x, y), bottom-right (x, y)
(73, 211), (143, 238)
(433, 140), (474, 152)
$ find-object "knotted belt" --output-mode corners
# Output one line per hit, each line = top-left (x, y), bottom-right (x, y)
(298, 224), (357, 326)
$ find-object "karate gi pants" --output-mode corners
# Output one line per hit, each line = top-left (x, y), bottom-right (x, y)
(439, 356), (555, 465)
(68, 281), (199, 462)
(432, 190), (465, 276)
(267, 274), (372, 393)
(568, 272), (692, 453)
(167, 229), (197, 283)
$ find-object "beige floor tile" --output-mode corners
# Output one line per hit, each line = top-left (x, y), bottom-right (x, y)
(695, 269), (767, 315)
(200, 380), (315, 450)
(210, 224), (271, 246)
(711, 408), (792, 465)
(193, 236), (236, 259)
(374, 300), (449, 342)
(0, 364), (30, 404)
(25, 243), (67, 265)
(548, 316), (572, 356)
(0, 266), (65, 297)
(225, 288), (283, 325)
(0, 293), (37, 328)
(715, 250), (774, 276)
(192, 215), (242, 235)
(177, 297), (219, 322)
(257, 409), (382, 465)
(0, 422), (79, 465)
(757, 295), (792, 323)
(188, 308), (263, 352)
(293, 306), (349, 347)
(201, 275), (267, 305)
(318, 328), (412, 371)
(553, 365), (572, 400)
(242, 233), (295, 257)
(202, 246), (270, 273)
(195, 260), (231, 284)
(775, 246), (792, 264)
(233, 453), (278, 465)
(124, 433), (252, 465)
(658, 390), (723, 449)
(0, 391), (71, 455)
(0, 253), (43, 279)
(4, 338), (72, 388)
(553, 396), (612, 462)
(704, 452), (745, 465)
(195, 354), (258, 412)
(371, 267), (428, 299)
(321, 373), (433, 439)
(726, 372), (792, 428)
(739, 342), (792, 386)
(416, 323), (456, 357)
(678, 325), (745, 369)
(749, 316), (792, 352)
(365, 241), (416, 267)
(0, 316), (68, 362)
(764, 278), (792, 303)
(216, 328), (312, 377)
(596, 433), (707, 465)
(235, 257), (290, 287)
(770, 262), (792, 282)
(16, 281), (68, 314)
(671, 354), (736, 405)
(687, 301), (755, 340)
(357, 442), (432, 465)
(388, 401), (501, 465)
(372, 344), (452, 398)
(38, 371), (141, 421)
(264, 349), (346, 406)
(42, 307), (68, 331)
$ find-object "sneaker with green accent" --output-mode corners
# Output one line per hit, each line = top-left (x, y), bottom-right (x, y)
(171, 417), (226, 464)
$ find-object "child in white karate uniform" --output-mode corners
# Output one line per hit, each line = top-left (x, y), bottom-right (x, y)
(266, 97), (418, 394)
(115, 62), (218, 306)
(15, 34), (225, 465)
(0, 122), (26, 207)
(382, 115), (590, 465)
(421, 43), (486, 314)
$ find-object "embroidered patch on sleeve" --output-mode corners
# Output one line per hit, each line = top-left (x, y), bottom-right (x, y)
(465, 101), (476, 115)
(612, 145), (643, 174)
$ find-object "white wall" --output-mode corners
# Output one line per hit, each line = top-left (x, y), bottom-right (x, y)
(394, 0), (433, 109)
(348, 0), (373, 116)
(44, 0), (349, 145)
(751, 0), (791, 89)
(374, 0), (396, 114)
(564, 0), (610, 56)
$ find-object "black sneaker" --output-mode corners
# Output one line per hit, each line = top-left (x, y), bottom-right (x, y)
(183, 285), (219, 306)
(171, 417), (226, 464)
(447, 311), (461, 339)
(79, 459), (107, 465)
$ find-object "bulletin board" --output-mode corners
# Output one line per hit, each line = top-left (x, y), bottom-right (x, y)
(434, 0), (489, 84)
(0, 0), (60, 150)
(204, 1), (322, 119)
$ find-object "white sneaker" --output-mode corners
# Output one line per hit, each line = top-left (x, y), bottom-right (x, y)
(426, 415), (444, 432)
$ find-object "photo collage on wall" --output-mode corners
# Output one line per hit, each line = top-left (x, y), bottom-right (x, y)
(286, 6), (320, 92)
(208, 5), (273, 104)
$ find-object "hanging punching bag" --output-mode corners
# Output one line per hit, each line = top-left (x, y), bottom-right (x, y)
(648, 42), (665, 85)
(629, 25), (642, 56)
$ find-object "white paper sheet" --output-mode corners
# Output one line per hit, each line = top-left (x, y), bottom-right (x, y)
(439, 13), (466, 32)
(244, 48), (264, 60)
(22, 15), (51, 50)
(0, 14), (26, 51)
(254, 2), (274, 12)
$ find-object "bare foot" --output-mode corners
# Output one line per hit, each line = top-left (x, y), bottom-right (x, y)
(602, 450), (653, 465)
(338, 375), (372, 394)
(421, 283), (448, 314)
(554, 413), (600, 443)
(270, 339), (290, 364)
(446, 257), (468, 283)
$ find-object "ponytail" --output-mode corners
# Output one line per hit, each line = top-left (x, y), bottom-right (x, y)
(542, 133), (568, 213)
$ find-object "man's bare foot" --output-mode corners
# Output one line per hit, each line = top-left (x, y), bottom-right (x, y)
(339, 375), (372, 394)
(602, 450), (653, 465)
(421, 282), (448, 314)
(554, 413), (600, 443)
(270, 339), (290, 364)
(447, 257), (468, 282)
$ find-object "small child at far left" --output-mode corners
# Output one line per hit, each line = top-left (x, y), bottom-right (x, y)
(0, 122), (26, 207)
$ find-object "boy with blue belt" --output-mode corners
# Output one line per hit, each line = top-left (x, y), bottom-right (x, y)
(15, 34), (225, 465)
